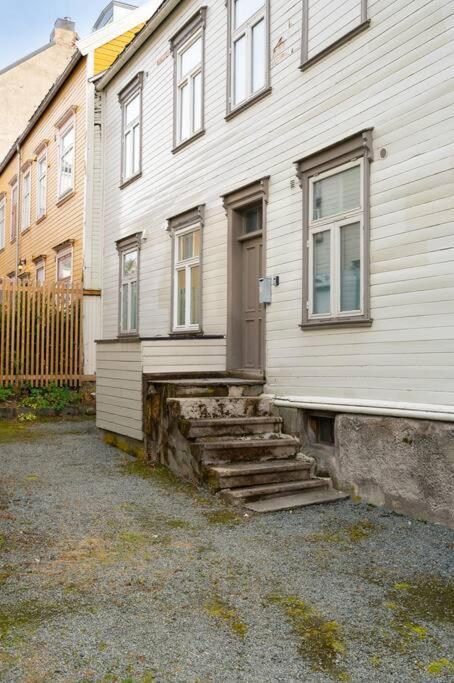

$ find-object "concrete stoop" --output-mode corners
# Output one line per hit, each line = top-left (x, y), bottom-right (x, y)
(161, 377), (347, 512)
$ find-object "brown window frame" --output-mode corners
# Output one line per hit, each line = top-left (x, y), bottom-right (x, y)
(116, 232), (143, 338)
(300, 0), (370, 71)
(170, 7), (207, 154)
(296, 129), (373, 330)
(118, 72), (144, 188)
(167, 205), (205, 336)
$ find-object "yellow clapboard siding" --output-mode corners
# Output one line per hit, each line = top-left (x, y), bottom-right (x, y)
(94, 24), (145, 75)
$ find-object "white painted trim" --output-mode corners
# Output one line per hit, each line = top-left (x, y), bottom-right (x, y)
(273, 397), (454, 423)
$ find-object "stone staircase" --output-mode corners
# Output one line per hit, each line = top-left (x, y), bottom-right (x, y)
(159, 377), (347, 512)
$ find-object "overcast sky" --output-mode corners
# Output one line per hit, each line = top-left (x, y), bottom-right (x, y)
(0, 0), (147, 70)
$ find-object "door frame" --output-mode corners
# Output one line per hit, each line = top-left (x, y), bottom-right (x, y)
(222, 176), (269, 372)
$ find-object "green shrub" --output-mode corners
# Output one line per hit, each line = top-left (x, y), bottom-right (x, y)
(20, 384), (81, 411)
(0, 386), (15, 403)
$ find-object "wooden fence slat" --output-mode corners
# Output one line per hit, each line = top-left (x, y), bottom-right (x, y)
(0, 282), (83, 387)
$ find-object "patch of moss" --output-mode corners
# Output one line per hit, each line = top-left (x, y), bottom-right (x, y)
(0, 534), (5, 552)
(204, 597), (247, 637)
(104, 432), (145, 459)
(0, 599), (86, 644)
(203, 510), (243, 526)
(306, 520), (376, 545)
(426, 659), (454, 676)
(387, 576), (454, 625)
(267, 595), (349, 681)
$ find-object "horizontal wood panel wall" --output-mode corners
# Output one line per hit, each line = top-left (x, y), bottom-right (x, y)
(141, 338), (227, 374)
(100, 0), (454, 408)
(96, 341), (143, 441)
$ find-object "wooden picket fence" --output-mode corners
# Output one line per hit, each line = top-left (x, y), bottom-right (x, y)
(0, 280), (83, 387)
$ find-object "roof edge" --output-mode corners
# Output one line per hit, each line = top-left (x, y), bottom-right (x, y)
(0, 41), (55, 76)
(0, 50), (83, 175)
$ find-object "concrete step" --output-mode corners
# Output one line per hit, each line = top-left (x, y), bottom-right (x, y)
(184, 416), (283, 438)
(153, 377), (263, 398)
(222, 477), (329, 504)
(205, 458), (311, 489)
(244, 488), (349, 512)
(193, 435), (300, 464)
(167, 396), (271, 420)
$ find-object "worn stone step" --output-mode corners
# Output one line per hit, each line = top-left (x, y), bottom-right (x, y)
(184, 416), (283, 438)
(193, 435), (300, 464)
(153, 378), (263, 398)
(222, 477), (329, 504)
(167, 396), (271, 420)
(244, 488), (349, 512)
(205, 458), (311, 489)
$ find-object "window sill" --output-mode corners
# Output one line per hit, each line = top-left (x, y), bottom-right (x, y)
(300, 19), (371, 71)
(56, 190), (75, 208)
(21, 227), (31, 236)
(0, 248), (5, 254)
(172, 129), (206, 154)
(117, 333), (140, 341)
(36, 213), (47, 224)
(120, 171), (142, 190)
(300, 316), (372, 330)
(170, 329), (203, 338)
(225, 86), (272, 121)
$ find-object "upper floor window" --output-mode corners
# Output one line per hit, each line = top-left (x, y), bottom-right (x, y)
(10, 179), (18, 242)
(301, 0), (370, 70)
(58, 119), (75, 198)
(21, 167), (31, 231)
(296, 129), (373, 328)
(227, 0), (269, 115)
(119, 73), (144, 186)
(36, 149), (48, 219)
(116, 233), (142, 335)
(0, 196), (5, 250)
(170, 8), (206, 151)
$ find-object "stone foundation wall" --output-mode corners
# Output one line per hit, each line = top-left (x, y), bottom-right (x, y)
(277, 406), (454, 529)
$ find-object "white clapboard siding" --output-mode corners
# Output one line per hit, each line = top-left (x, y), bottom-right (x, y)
(98, 0), (454, 409)
(96, 341), (143, 440)
(141, 339), (227, 374)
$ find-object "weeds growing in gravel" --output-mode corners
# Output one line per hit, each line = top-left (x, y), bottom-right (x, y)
(204, 596), (248, 637)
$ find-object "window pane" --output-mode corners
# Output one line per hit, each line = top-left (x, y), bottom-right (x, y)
(313, 166), (361, 220)
(123, 250), (137, 278)
(190, 265), (200, 325)
(180, 37), (201, 76)
(177, 269), (186, 325)
(234, 0), (264, 28)
(58, 254), (72, 281)
(243, 206), (261, 234)
(178, 232), (193, 261)
(340, 222), (361, 312)
(130, 281), (137, 330)
(312, 230), (330, 315)
(62, 126), (74, 152)
(125, 94), (140, 125)
(179, 83), (190, 141)
(192, 229), (201, 257)
(36, 266), (45, 285)
(122, 283), (129, 331)
(234, 36), (246, 105)
(124, 130), (133, 178)
(251, 19), (265, 92)
(192, 71), (202, 132)
(133, 124), (140, 174)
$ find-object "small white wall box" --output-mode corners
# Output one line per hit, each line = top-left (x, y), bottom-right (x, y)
(259, 276), (272, 304)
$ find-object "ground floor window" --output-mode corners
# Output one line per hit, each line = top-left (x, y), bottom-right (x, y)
(56, 248), (72, 284)
(116, 232), (142, 336)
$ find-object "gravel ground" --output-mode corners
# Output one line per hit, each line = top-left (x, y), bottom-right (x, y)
(0, 419), (453, 683)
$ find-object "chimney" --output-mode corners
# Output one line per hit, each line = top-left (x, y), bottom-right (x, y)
(51, 18), (77, 46)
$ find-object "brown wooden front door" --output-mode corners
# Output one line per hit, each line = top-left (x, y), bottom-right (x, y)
(240, 233), (263, 369)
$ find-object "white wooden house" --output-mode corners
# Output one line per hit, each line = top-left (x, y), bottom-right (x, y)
(94, 0), (454, 526)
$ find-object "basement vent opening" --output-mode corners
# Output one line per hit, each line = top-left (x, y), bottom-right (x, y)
(308, 414), (335, 445)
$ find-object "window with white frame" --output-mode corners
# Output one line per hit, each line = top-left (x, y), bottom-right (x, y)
(58, 119), (75, 198)
(119, 247), (139, 334)
(173, 225), (201, 331)
(119, 73), (143, 185)
(228, 0), (268, 111)
(0, 196), (5, 250)
(297, 130), (373, 327)
(56, 247), (72, 283)
(21, 168), (31, 231)
(10, 180), (18, 242)
(35, 260), (45, 285)
(171, 9), (206, 148)
(36, 149), (47, 219)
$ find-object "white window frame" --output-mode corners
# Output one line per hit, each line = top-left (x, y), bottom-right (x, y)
(175, 32), (203, 146)
(307, 159), (364, 320)
(119, 246), (139, 335)
(35, 259), (45, 285)
(56, 246), (73, 284)
(119, 74), (143, 186)
(57, 117), (75, 199)
(10, 180), (18, 242)
(21, 168), (31, 231)
(36, 149), (48, 219)
(0, 196), (5, 250)
(229, 0), (269, 111)
(173, 223), (201, 332)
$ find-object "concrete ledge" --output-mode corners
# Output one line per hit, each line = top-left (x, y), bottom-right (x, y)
(102, 429), (145, 459)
